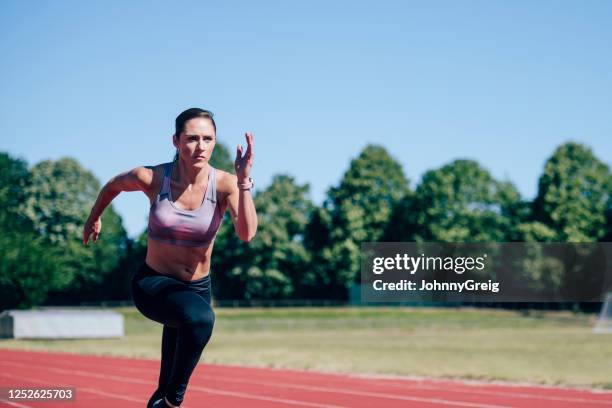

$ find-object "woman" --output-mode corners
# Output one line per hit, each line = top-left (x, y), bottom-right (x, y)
(83, 108), (258, 408)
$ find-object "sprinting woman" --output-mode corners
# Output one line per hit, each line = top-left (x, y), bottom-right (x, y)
(83, 108), (258, 408)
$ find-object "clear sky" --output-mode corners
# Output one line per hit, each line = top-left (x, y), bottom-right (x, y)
(1, 0), (611, 238)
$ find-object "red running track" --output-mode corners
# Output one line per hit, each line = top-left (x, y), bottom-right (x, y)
(0, 349), (611, 408)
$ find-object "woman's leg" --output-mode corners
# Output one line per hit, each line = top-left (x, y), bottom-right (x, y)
(164, 306), (214, 405)
(147, 326), (178, 408)
(132, 265), (214, 407)
(159, 325), (179, 390)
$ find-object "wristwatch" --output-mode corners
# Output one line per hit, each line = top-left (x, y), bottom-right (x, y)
(238, 177), (254, 191)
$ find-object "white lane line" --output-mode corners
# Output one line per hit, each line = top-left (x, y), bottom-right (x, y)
(4, 349), (612, 397)
(0, 361), (346, 408)
(83, 361), (612, 406)
(381, 380), (612, 406)
(188, 387), (347, 408)
(0, 360), (513, 408)
(8, 353), (612, 406)
(0, 399), (33, 408)
(0, 372), (146, 404)
(200, 375), (515, 408)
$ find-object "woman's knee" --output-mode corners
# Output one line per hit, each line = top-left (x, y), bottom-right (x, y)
(184, 303), (215, 332)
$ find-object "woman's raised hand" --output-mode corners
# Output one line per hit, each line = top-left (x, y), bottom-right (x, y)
(83, 215), (102, 245)
(235, 132), (254, 182)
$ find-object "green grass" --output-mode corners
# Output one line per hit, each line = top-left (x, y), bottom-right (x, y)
(1, 307), (611, 389)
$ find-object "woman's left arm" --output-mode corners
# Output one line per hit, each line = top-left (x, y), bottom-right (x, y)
(227, 132), (258, 242)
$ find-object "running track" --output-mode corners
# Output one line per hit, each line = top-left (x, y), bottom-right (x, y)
(1, 349), (611, 407)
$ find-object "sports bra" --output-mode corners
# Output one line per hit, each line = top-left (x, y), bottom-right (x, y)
(147, 161), (224, 247)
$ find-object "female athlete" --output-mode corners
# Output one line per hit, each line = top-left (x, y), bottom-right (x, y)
(83, 108), (258, 407)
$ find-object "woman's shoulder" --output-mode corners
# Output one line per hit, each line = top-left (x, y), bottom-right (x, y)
(137, 162), (171, 192)
(143, 162), (170, 179)
(214, 167), (238, 194)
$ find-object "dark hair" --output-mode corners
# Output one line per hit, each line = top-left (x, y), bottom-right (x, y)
(173, 108), (216, 162)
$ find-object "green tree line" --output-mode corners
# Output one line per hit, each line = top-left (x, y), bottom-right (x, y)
(1, 141), (610, 309)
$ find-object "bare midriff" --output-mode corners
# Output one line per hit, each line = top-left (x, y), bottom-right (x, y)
(145, 237), (215, 282)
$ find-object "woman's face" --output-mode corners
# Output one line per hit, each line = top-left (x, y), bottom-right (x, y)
(173, 117), (216, 168)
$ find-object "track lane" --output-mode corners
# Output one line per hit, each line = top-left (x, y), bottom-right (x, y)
(1, 349), (610, 408)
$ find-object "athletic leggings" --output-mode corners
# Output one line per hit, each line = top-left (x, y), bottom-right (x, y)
(131, 262), (215, 407)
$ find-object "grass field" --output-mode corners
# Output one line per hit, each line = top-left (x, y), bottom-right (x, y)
(1, 307), (611, 389)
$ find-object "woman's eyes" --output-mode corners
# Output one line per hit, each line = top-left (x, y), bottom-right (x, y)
(188, 137), (213, 142)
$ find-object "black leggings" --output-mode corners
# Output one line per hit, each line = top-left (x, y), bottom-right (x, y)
(131, 262), (215, 407)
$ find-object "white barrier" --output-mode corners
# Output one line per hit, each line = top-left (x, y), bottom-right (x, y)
(0, 309), (124, 339)
(594, 293), (612, 334)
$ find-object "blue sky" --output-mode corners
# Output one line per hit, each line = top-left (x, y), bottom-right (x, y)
(1, 0), (611, 238)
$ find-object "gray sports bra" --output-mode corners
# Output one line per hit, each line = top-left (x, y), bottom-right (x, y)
(147, 162), (224, 247)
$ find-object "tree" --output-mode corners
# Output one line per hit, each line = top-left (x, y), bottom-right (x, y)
(533, 142), (611, 242)
(386, 159), (521, 243)
(304, 145), (410, 297)
(604, 199), (612, 242)
(210, 143), (234, 173)
(23, 158), (128, 290)
(212, 174), (313, 300)
(511, 221), (557, 242)
(0, 153), (65, 308)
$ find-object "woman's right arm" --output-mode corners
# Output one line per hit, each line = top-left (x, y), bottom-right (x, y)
(83, 166), (154, 245)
